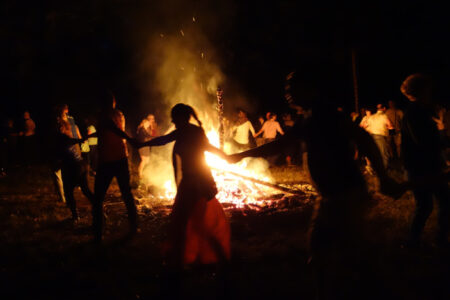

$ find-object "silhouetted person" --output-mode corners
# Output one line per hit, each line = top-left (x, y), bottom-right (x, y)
(229, 95), (402, 299)
(368, 104), (394, 168)
(400, 74), (449, 247)
(55, 105), (93, 221)
(136, 114), (158, 181)
(92, 92), (137, 242)
(21, 110), (36, 165)
(140, 103), (231, 268)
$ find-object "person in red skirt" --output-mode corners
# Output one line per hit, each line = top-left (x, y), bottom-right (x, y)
(139, 103), (231, 268)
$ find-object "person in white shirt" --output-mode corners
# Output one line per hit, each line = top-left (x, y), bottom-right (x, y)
(232, 110), (256, 151)
(368, 104), (394, 167)
(255, 113), (284, 144)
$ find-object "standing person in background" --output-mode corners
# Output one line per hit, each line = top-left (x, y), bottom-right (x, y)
(231, 109), (256, 152)
(55, 105), (93, 221)
(51, 104), (81, 204)
(255, 115), (265, 146)
(282, 112), (295, 165)
(21, 111), (36, 165)
(137, 117), (153, 181)
(86, 118), (98, 175)
(359, 108), (373, 131)
(386, 100), (404, 159)
(255, 113), (285, 144)
(147, 114), (159, 138)
(93, 91), (138, 242)
(367, 104), (394, 168)
(400, 73), (449, 247)
(255, 113), (285, 165)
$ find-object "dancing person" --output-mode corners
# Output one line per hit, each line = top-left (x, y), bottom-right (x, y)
(136, 117), (153, 180)
(139, 103), (231, 268)
(147, 114), (159, 137)
(229, 90), (403, 298)
(55, 105), (94, 221)
(231, 109), (256, 151)
(359, 108), (373, 130)
(51, 104), (81, 204)
(255, 113), (284, 144)
(400, 74), (449, 247)
(370, 104), (394, 168)
(92, 91), (138, 242)
(255, 115), (265, 146)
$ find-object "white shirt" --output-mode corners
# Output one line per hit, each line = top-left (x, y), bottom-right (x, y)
(87, 125), (98, 146)
(261, 120), (283, 139)
(233, 120), (255, 144)
(367, 111), (391, 136)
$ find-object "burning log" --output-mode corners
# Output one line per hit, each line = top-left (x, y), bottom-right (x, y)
(216, 87), (224, 150)
(212, 167), (306, 196)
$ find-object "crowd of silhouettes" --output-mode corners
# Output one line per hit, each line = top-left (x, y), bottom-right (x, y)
(0, 73), (449, 299)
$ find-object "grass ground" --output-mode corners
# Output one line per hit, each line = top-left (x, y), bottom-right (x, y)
(0, 163), (448, 299)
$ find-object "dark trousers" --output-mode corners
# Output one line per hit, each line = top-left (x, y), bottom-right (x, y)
(89, 145), (98, 171)
(61, 160), (94, 219)
(410, 177), (449, 243)
(93, 158), (137, 240)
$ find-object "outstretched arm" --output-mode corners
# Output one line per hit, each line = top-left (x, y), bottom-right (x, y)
(205, 143), (228, 160)
(228, 125), (301, 163)
(141, 130), (177, 147)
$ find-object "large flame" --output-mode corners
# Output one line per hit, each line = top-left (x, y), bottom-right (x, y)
(151, 126), (280, 209)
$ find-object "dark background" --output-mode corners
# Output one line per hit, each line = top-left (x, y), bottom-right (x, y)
(2, 0), (449, 132)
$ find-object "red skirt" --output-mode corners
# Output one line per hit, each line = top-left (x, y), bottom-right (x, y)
(165, 181), (231, 265)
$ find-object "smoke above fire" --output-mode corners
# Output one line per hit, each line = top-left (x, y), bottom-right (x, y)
(135, 8), (273, 201)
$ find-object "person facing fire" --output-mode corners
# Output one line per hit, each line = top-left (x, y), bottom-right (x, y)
(139, 103), (231, 268)
(400, 73), (449, 247)
(137, 117), (153, 180)
(228, 79), (404, 298)
(231, 109), (256, 151)
(254, 112), (284, 144)
(55, 104), (94, 221)
(92, 91), (138, 242)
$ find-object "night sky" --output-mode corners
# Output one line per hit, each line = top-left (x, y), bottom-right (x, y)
(2, 1), (450, 128)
